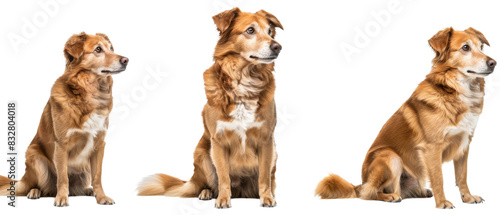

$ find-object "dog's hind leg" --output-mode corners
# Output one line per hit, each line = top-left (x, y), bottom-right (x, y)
(22, 147), (57, 198)
(359, 149), (403, 203)
(192, 133), (217, 200)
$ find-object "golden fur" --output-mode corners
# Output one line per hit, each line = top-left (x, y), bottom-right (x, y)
(137, 8), (283, 208)
(0, 32), (128, 206)
(316, 27), (496, 209)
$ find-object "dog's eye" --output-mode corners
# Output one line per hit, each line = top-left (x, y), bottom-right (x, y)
(246, 27), (255, 34)
(268, 29), (272, 36)
(462, 45), (470, 51)
(95, 47), (102, 53)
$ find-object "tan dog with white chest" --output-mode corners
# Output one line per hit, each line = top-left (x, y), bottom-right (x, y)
(138, 8), (283, 209)
(316, 27), (496, 209)
(0, 32), (128, 206)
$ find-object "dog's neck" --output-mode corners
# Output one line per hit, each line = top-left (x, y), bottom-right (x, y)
(426, 65), (484, 95)
(205, 55), (276, 117)
(217, 55), (275, 102)
(57, 68), (113, 114)
(425, 65), (484, 115)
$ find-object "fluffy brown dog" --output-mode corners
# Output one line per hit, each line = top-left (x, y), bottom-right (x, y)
(137, 8), (283, 208)
(316, 27), (496, 209)
(0, 32), (128, 206)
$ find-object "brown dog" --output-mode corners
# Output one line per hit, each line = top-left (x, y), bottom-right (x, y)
(315, 27), (496, 209)
(0, 32), (128, 206)
(137, 8), (283, 208)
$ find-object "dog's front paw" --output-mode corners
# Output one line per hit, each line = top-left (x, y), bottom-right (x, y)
(215, 196), (231, 209)
(54, 195), (69, 207)
(462, 194), (484, 204)
(96, 195), (115, 205)
(436, 200), (455, 209)
(260, 195), (276, 207)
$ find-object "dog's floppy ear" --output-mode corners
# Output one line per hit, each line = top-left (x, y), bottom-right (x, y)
(465, 27), (490, 46)
(256, 10), (283, 30)
(213, 7), (241, 34)
(428, 27), (454, 63)
(64, 32), (87, 66)
(96, 33), (114, 51)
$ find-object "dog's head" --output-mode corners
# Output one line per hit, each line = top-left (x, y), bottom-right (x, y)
(64, 32), (129, 75)
(212, 8), (283, 64)
(429, 27), (496, 77)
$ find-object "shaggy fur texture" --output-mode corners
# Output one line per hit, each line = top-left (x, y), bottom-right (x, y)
(316, 27), (496, 209)
(0, 32), (128, 207)
(138, 8), (283, 209)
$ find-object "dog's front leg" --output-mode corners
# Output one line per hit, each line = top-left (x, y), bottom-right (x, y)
(425, 145), (454, 209)
(54, 142), (69, 207)
(90, 133), (114, 205)
(454, 147), (484, 204)
(211, 138), (231, 209)
(258, 137), (276, 207)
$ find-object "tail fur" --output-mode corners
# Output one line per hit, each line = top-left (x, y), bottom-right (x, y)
(315, 174), (359, 199)
(0, 175), (17, 196)
(137, 174), (199, 197)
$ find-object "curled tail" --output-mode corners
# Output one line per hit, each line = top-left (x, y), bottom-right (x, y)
(315, 174), (360, 199)
(0, 175), (17, 196)
(137, 174), (200, 197)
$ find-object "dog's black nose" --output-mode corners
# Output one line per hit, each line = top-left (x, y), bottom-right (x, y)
(487, 58), (496, 70)
(120, 57), (129, 66)
(270, 41), (282, 55)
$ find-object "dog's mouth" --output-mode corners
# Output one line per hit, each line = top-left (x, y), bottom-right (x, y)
(250, 55), (278, 62)
(467, 70), (493, 76)
(101, 68), (126, 74)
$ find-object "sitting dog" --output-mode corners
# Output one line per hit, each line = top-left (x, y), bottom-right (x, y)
(0, 32), (128, 206)
(315, 27), (496, 209)
(138, 8), (283, 208)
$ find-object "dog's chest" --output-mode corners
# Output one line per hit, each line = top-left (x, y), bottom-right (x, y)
(67, 112), (108, 167)
(445, 79), (483, 155)
(216, 100), (263, 152)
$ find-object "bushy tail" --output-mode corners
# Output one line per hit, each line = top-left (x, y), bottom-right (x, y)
(137, 174), (200, 197)
(315, 174), (360, 199)
(0, 175), (17, 196)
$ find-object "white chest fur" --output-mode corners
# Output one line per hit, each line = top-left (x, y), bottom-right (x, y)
(67, 113), (108, 166)
(445, 77), (483, 155)
(216, 101), (263, 153)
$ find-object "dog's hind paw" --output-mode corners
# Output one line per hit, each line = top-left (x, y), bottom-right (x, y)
(198, 189), (212, 200)
(84, 187), (95, 196)
(27, 188), (41, 199)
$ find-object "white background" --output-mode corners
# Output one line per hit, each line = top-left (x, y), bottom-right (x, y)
(1, 0), (500, 215)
